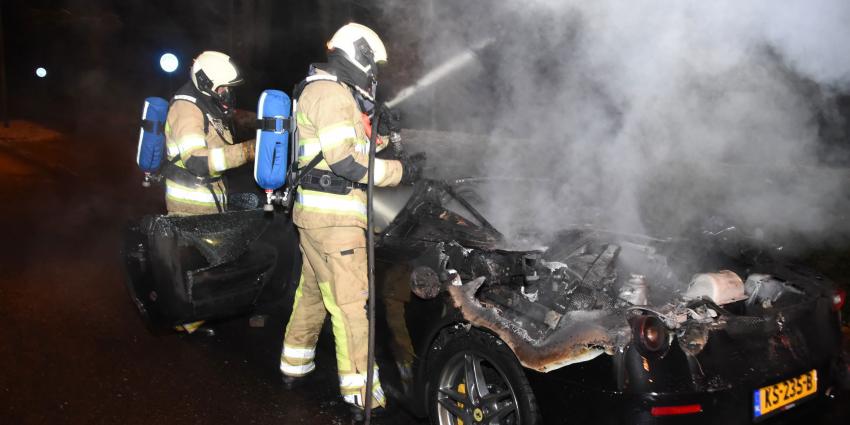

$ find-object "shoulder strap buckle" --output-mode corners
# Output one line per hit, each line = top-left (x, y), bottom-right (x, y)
(257, 117), (292, 134)
(141, 119), (163, 135)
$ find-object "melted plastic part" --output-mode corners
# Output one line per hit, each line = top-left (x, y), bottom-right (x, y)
(147, 210), (269, 267)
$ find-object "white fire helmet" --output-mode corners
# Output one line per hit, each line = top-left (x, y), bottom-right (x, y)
(190, 51), (244, 101)
(327, 23), (388, 76)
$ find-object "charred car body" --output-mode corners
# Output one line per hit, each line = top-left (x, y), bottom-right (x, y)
(123, 178), (848, 424)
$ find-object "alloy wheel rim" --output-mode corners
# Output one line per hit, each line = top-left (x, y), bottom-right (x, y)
(435, 351), (520, 425)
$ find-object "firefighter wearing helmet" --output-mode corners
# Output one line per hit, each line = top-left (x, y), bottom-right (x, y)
(162, 51), (256, 334)
(162, 51), (256, 217)
(278, 23), (423, 417)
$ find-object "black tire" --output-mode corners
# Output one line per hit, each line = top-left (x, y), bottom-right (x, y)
(426, 326), (541, 425)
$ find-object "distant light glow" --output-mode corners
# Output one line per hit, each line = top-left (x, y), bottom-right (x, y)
(160, 53), (179, 73)
(35, 67), (47, 78)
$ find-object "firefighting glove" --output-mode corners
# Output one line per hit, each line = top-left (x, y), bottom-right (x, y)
(399, 152), (427, 185)
(242, 140), (256, 162)
(377, 106), (401, 136)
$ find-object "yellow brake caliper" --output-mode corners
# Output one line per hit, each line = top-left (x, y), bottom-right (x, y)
(457, 383), (466, 425)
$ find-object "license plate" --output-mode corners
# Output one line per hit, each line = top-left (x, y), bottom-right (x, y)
(753, 369), (817, 420)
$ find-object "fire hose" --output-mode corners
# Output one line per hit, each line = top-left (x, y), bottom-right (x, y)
(362, 39), (493, 423)
(363, 105), (381, 425)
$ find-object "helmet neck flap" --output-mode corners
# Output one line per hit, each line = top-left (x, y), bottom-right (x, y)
(326, 45), (378, 101)
(194, 68), (236, 112)
(310, 61), (376, 117)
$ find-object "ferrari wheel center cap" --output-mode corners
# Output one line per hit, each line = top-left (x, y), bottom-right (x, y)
(473, 408), (484, 421)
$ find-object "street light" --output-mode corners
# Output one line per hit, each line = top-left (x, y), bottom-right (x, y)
(35, 67), (47, 78)
(159, 53), (179, 73)
(159, 53), (179, 95)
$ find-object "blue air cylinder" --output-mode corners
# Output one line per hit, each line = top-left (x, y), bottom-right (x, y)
(253, 89), (291, 211)
(136, 97), (169, 187)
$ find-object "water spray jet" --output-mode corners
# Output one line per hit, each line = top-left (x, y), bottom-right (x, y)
(386, 38), (493, 108)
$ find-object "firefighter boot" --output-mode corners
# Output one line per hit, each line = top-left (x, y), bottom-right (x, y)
(280, 373), (312, 391)
(349, 405), (385, 424)
(281, 375), (301, 390)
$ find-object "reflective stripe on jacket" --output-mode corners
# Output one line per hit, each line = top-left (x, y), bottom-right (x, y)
(293, 71), (403, 229)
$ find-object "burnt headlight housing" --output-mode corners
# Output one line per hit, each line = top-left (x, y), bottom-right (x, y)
(630, 315), (671, 358)
(410, 266), (442, 299)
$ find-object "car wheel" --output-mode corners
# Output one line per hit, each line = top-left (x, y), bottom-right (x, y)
(427, 327), (540, 425)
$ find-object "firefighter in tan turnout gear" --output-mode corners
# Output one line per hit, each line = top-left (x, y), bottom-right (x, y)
(279, 23), (422, 416)
(164, 51), (256, 216)
(164, 51), (256, 334)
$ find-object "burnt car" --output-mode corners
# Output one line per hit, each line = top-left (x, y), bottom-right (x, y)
(122, 178), (849, 425)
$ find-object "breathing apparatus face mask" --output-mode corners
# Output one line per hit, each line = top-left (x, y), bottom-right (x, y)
(194, 69), (237, 113)
(215, 87), (234, 110)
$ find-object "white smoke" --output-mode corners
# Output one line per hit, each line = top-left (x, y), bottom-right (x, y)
(378, 0), (850, 248)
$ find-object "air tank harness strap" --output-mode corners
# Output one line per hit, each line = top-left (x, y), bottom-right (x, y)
(300, 168), (366, 195)
(257, 117), (292, 133)
(141, 119), (164, 135)
(160, 158), (225, 213)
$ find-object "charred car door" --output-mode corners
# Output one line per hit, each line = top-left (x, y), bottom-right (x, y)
(122, 210), (301, 330)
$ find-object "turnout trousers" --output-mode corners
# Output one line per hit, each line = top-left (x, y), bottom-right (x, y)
(280, 226), (385, 409)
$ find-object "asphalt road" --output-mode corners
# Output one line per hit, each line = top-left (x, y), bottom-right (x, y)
(0, 121), (847, 425)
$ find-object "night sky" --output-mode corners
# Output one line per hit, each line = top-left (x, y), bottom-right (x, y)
(3, 0), (397, 131)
